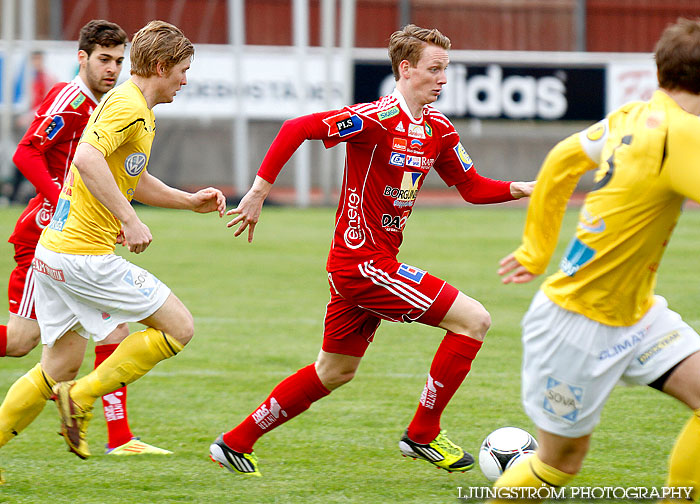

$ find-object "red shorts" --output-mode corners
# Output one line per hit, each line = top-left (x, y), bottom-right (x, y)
(7, 242), (38, 319)
(323, 257), (459, 357)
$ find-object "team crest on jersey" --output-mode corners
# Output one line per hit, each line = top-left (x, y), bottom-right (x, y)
(392, 138), (407, 151)
(70, 94), (86, 109)
(378, 106), (399, 121)
(34, 115), (65, 145)
(425, 121), (433, 137)
(396, 263), (426, 284)
(124, 153), (147, 176)
(323, 111), (364, 137)
(585, 121), (606, 142)
(454, 143), (473, 172)
(408, 123), (425, 139)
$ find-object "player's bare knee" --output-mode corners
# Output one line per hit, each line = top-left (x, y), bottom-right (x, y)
(170, 309), (194, 345)
(320, 368), (356, 390)
(455, 306), (491, 340)
(100, 323), (130, 345)
(5, 326), (41, 357)
(472, 308), (492, 337)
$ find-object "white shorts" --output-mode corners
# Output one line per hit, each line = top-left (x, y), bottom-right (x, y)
(33, 244), (171, 347)
(521, 290), (700, 438)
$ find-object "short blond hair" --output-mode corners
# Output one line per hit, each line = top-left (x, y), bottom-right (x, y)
(388, 24), (451, 81)
(130, 20), (194, 77)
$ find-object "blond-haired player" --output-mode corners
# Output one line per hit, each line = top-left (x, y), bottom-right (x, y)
(0, 20), (225, 477)
(495, 17), (700, 502)
(3, 18), (172, 457)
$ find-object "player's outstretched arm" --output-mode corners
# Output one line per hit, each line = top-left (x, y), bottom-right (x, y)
(134, 171), (225, 216)
(226, 175), (273, 243)
(498, 253), (538, 284)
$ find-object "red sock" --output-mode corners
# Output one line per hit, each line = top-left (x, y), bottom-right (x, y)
(223, 363), (330, 453)
(0, 325), (6, 357)
(95, 343), (133, 448)
(407, 332), (483, 443)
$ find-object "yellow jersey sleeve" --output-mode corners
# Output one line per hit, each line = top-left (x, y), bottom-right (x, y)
(662, 113), (700, 203)
(513, 132), (598, 275)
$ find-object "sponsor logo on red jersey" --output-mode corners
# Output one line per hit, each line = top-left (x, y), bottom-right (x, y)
(392, 138), (407, 151)
(454, 142), (474, 172)
(323, 111), (364, 137)
(378, 106), (399, 121)
(343, 187), (366, 249)
(34, 115), (65, 145)
(389, 152), (405, 167)
(405, 155), (421, 168)
(381, 210), (411, 232)
(70, 93), (86, 110)
(408, 123), (425, 139)
(383, 172), (422, 208)
(397, 263), (426, 284)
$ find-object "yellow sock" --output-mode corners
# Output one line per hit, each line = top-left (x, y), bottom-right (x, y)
(71, 328), (183, 409)
(0, 363), (56, 447)
(662, 409), (700, 503)
(488, 453), (575, 504)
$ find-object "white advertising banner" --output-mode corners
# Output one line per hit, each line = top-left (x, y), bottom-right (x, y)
(1, 43), (348, 119)
(606, 59), (657, 113)
(3, 42), (658, 120)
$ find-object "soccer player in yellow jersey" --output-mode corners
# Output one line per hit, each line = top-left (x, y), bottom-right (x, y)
(493, 18), (700, 502)
(0, 20), (225, 473)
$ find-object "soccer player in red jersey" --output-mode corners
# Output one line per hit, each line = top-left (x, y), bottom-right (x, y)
(1, 20), (171, 456)
(209, 24), (534, 477)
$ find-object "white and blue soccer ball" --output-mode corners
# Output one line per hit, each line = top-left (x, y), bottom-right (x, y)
(479, 427), (538, 482)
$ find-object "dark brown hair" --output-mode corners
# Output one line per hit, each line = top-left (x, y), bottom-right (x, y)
(78, 19), (127, 55)
(655, 17), (700, 94)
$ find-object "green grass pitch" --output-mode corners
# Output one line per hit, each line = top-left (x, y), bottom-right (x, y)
(0, 203), (696, 503)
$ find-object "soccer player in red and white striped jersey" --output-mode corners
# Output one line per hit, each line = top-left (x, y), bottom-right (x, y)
(209, 24), (534, 477)
(1, 20), (171, 457)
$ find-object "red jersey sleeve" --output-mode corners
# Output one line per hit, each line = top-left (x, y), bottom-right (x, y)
(258, 108), (367, 183)
(429, 113), (513, 203)
(12, 143), (60, 206)
(257, 113), (328, 183)
(455, 169), (513, 204)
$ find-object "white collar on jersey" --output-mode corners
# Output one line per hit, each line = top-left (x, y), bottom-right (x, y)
(71, 75), (99, 105)
(391, 88), (424, 124)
